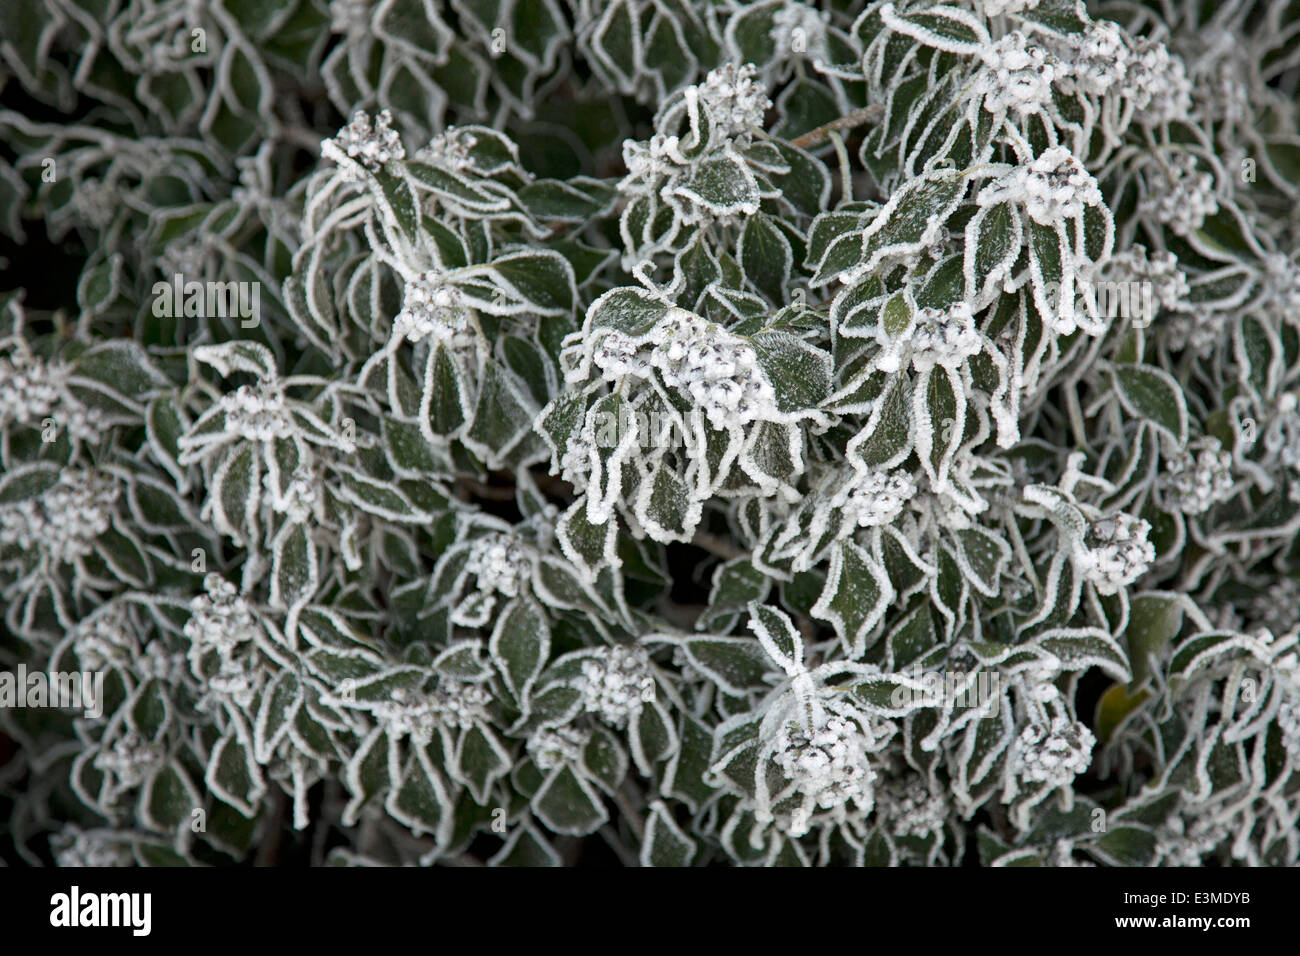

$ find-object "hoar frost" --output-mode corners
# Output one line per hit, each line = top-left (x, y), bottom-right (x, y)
(978, 34), (1057, 117)
(1009, 717), (1095, 789)
(773, 713), (876, 835)
(394, 271), (470, 343)
(576, 645), (655, 727)
(322, 109), (405, 175)
(1000, 146), (1103, 226)
(1160, 438), (1234, 514)
(1076, 513), (1156, 594)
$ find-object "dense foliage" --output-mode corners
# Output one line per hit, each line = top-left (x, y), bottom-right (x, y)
(2, 0), (1299, 867)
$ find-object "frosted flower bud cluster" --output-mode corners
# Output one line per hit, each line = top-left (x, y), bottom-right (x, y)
(1125, 41), (1194, 125)
(1262, 253), (1300, 317)
(978, 33), (1058, 117)
(1102, 245), (1190, 312)
(371, 681), (490, 741)
(135, 640), (188, 684)
(1009, 147), (1103, 226)
(51, 828), (131, 868)
(773, 714), (876, 829)
(371, 688), (438, 743)
(323, 109), (404, 174)
(650, 311), (777, 429)
(0, 468), (118, 563)
(1157, 816), (1230, 867)
(1166, 306), (1224, 354)
(1263, 394), (1300, 472)
(183, 574), (261, 657)
(429, 679), (493, 730)
(0, 353), (75, 429)
(908, 302), (980, 372)
(576, 645), (655, 727)
(416, 127), (477, 173)
(221, 382), (296, 442)
(1076, 513), (1156, 594)
(769, 4), (829, 62)
(328, 0), (371, 35)
(70, 604), (136, 671)
(591, 329), (651, 380)
(466, 534), (531, 597)
(1139, 152), (1219, 236)
(558, 432), (594, 488)
(1278, 696), (1300, 761)
(526, 724), (591, 770)
(977, 0), (1040, 16)
(835, 467), (917, 528)
(695, 63), (771, 139)
(1160, 438), (1234, 514)
(621, 133), (686, 188)
(267, 468), (319, 523)
(1249, 578), (1300, 636)
(393, 271), (469, 344)
(883, 780), (948, 838)
(93, 732), (166, 802)
(1009, 717), (1095, 789)
(1053, 21), (1130, 97)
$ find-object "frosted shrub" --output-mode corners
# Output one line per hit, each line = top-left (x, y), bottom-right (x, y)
(1, 0), (1299, 869)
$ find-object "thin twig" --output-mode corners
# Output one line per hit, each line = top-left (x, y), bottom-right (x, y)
(790, 104), (883, 150)
(691, 530), (747, 562)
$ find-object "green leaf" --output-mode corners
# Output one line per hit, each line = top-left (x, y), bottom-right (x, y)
(640, 802), (697, 866)
(1111, 365), (1188, 443)
(531, 765), (608, 835)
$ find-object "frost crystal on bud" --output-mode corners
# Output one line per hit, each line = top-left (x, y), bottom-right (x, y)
(94, 732), (166, 802)
(183, 574), (261, 656)
(526, 724), (591, 770)
(976, 0), (1040, 16)
(1160, 438), (1233, 514)
(695, 64), (771, 139)
(883, 780), (947, 838)
(773, 714), (875, 833)
(416, 127), (477, 172)
(0, 353), (101, 439)
(1157, 815), (1229, 866)
(269, 468), (319, 523)
(769, 4), (829, 62)
(221, 383), (296, 442)
(394, 271), (469, 343)
(1076, 513), (1156, 594)
(1054, 21), (1129, 96)
(576, 645), (655, 726)
(836, 468), (917, 528)
(1009, 717), (1095, 789)
(1007, 147), (1103, 225)
(1102, 245), (1189, 312)
(70, 604), (136, 671)
(978, 33), (1058, 116)
(51, 827), (131, 868)
(0, 468), (118, 563)
(647, 310), (778, 429)
(591, 329), (651, 379)
(1139, 152), (1218, 236)
(430, 679), (492, 729)
(467, 534), (531, 597)
(323, 109), (404, 174)
(1262, 253), (1300, 318)
(909, 303), (980, 372)
(1125, 41), (1194, 124)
